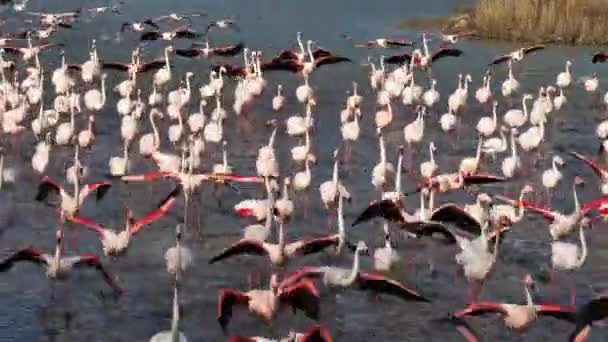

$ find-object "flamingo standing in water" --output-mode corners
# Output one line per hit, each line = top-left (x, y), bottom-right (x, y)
(68, 187), (179, 256)
(0, 228), (122, 294)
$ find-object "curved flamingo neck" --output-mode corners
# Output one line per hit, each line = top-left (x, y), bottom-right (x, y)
(577, 224), (587, 268)
(170, 284), (180, 341)
(150, 111), (160, 149)
(307, 41), (314, 63)
(347, 248), (362, 285)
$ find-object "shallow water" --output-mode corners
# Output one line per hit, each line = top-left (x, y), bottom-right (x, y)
(1, 0), (608, 341)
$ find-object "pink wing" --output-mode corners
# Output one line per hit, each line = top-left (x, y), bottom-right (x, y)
(217, 288), (250, 332)
(279, 266), (324, 288)
(68, 215), (105, 236)
(571, 151), (608, 180)
(129, 188), (179, 234)
(73, 254), (122, 294)
(209, 240), (268, 264)
(535, 303), (576, 322)
(285, 235), (340, 257)
(279, 279), (321, 320)
(495, 194), (555, 221)
(455, 301), (507, 317)
(121, 172), (173, 182)
(357, 272), (430, 302)
(80, 181), (111, 201)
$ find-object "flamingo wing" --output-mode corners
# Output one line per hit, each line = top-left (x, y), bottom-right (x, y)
(69, 215), (106, 235)
(312, 48), (332, 59)
(436, 315), (480, 342)
(209, 240), (268, 264)
(263, 58), (303, 73)
(174, 28), (201, 39)
(582, 195), (608, 215)
(568, 297), (608, 342)
(384, 52), (413, 65)
(302, 325), (333, 342)
(0, 247), (47, 271)
(489, 54), (511, 65)
(277, 50), (299, 61)
(401, 221), (458, 244)
(279, 266), (324, 288)
(227, 337), (256, 342)
(102, 62), (130, 71)
(314, 55), (352, 68)
(385, 39), (415, 47)
(430, 204), (482, 235)
(80, 181), (111, 202)
(285, 235), (340, 257)
(72, 254), (122, 294)
(535, 303), (576, 322)
(455, 301), (508, 317)
(139, 31), (162, 41)
(279, 279), (321, 320)
(211, 42), (244, 56)
(138, 60), (166, 72)
(35, 176), (62, 201)
(209, 173), (264, 184)
(356, 272), (430, 302)
(0, 46), (22, 55)
(142, 18), (160, 29)
(352, 199), (404, 226)
(121, 171), (174, 182)
(523, 45), (545, 55)
(175, 48), (203, 58)
(217, 288), (250, 332)
(213, 63), (247, 77)
(570, 151), (608, 180)
(463, 173), (506, 185)
(130, 187), (180, 235)
(432, 48), (463, 62)
(592, 52), (608, 64)
(494, 194), (555, 221)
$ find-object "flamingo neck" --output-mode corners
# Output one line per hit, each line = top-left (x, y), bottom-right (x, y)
(577, 224), (587, 268)
(100, 77), (106, 105)
(510, 129), (518, 159)
(170, 285), (180, 342)
(347, 248), (362, 285)
(307, 41), (314, 63)
(0, 154), (3, 188)
(552, 158), (559, 173)
(516, 189), (526, 220)
(73, 145), (80, 203)
(278, 221), (285, 248)
(379, 135), (386, 164)
(429, 143), (435, 165)
(150, 111), (159, 149)
(337, 196), (345, 252)
(395, 152), (402, 191)
(297, 34), (304, 56)
(524, 282), (534, 307)
(332, 159), (338, 184)
(428, 189), (435, 213)
(268, 127), (277, 148)
(422, 33), (430, 57)
(419, 191), (426, 220)
(492, 104), (497, 124)
(573, 182), (580, 212)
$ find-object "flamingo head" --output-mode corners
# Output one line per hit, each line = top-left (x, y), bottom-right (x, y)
(523, 274), (535, 290)
(55, 228), (64, 244)
(522, 184), (534, 194)
(176, 223), (184, 240)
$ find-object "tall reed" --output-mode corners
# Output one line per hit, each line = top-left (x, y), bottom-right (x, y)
(472, 0), (608, 44)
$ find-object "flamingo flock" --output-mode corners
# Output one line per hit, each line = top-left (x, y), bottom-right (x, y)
(1, 2), (608, 342)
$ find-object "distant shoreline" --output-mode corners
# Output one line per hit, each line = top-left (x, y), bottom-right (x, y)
(401, 0), (608, 46)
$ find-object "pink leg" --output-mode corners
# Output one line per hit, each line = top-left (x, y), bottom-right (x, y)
(549, 270), (556, 303)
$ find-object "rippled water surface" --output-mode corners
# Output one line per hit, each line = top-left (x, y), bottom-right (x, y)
(1, 0), (608, 341)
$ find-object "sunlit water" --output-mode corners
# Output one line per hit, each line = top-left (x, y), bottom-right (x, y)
(1, 0), (608, 341)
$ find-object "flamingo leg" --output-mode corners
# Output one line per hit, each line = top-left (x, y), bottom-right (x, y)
(344, 142), (352, 164)
(549, 270), (556, 303)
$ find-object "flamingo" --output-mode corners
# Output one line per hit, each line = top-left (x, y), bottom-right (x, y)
(341, 107), (361, 142)
(501, 128), (521, 179)
(372, 129), (395, 190)
(81, 41), (102, 83)
(209, 219), (341, 267)
(584, 73), (599, 93)
(556, 60), (572, 88)
(475, 73), (492, 104)
(551, 220), (588, 301)
(0, 149), (15, 189)
(287, 100), (314, 136)
(553, 88), (567, 110)
(217, 274), (320, 332)
(139, 109), (162, 156)
(420, 141), (438, 179)
(84, 73), (107, 112)
(272, 84), (285, 111)
(32, 134), (52, 174)
(373, 224), (399, 272)
(517, 116), (545, 152)
(0, 228), (122, 294)
(439, 108), (457, 132)
(375, 102), (393, 129)
(292, 129), (312, 163)
(542, 155), (565, 201)
(273, 177), (294, 223)
(293, 154), (315, 193)
(489, 45), (546, 64)
(490, 185), (533, 224)
(168, 110), (184, 145)
(296, 76), (314, 104)
(35, 175), (111, 221)
(320, 149), (350, 208)
(154, 46), (174, 87)
(422, 79), (440, 108)
(281, 241), (429, 302)
(78, 115), (96, 148)
(69, 188), (178, 256)
(501, 60), (520, 97)
(347, 81), (362, 109)
(256, 126), (279, 178)
(570, 151), (608, 194)
(454, 274), (574, 331)
(55, 96), (76, 145)
(481, 126), (508, 159)
(109, 140), (130, 176)
(477, 101), (498, 137)
(504, 94), (533, 128)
